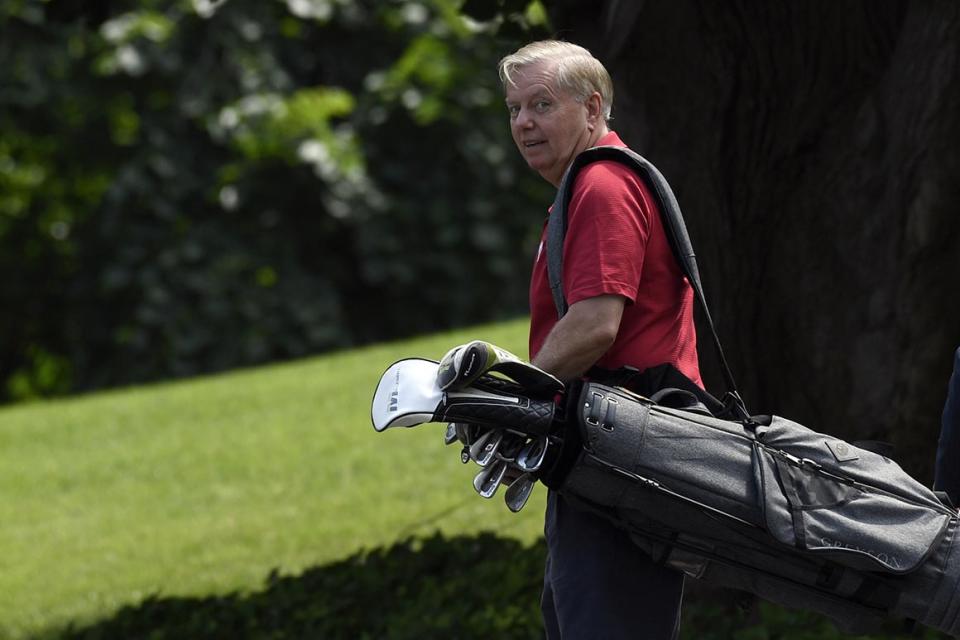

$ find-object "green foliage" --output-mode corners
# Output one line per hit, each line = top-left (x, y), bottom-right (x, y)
(0, 0), (552, 402)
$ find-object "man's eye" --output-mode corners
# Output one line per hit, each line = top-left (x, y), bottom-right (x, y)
(535, 101), (550, 112)
(508, 105), (520, 118)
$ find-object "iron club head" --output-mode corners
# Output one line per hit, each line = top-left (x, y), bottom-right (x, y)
(473, 459), (508, 499)
(517, 435), (549, 473)
(470, 429), (503, 467)
(504, 472), (536, 512)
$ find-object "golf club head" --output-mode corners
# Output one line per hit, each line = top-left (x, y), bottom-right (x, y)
(473, 459), (508, 499)
(371, 358), (442, 432)
(470, 429), (503, 467)
(436, 340), (563, 397)
(437, 340), (494, 391)
(495, 432), (528, 463)
(517, 436), (549, 473)
(504, 472), (536, 512)
(455, 422), (483, 446)
(444, 423), (458, 445)
(435, 345), (462, 391)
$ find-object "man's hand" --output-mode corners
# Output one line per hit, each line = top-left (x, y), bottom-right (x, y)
(531, 294), (625, 382)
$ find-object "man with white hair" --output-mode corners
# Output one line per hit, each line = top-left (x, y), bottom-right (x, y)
(499, 40), (702, 638)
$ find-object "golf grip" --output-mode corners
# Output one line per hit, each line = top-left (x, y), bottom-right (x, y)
(439, 397), (556, 436)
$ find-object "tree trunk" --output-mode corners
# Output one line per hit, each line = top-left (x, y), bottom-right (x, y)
(550, 0), (960, 479)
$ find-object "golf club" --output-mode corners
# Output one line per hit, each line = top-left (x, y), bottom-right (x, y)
(455, 422), (483, 446)
(437, 340), (562, 396)
(517, 435), (550, 473)
(470, 429), (503, 467)
(504, 472), (536, 512)
(473, 459), (509, 498)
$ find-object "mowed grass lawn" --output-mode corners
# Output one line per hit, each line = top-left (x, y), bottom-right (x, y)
(0, 318), (545, 639)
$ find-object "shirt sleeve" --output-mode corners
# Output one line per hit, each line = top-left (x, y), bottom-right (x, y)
(562, 161), (653, 306)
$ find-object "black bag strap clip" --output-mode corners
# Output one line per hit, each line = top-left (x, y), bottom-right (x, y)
(721, 391), (751, 422)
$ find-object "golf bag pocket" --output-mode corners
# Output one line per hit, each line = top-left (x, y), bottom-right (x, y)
(574, 383), (763, 525)
(754, 438), (949, 574)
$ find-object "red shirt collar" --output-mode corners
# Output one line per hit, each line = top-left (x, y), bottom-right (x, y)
(596, 131), (626, 147)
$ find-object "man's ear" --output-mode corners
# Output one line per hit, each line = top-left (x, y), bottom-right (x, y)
(585, 92), (603, 129)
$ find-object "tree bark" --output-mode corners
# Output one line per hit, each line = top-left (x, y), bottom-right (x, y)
(550, 0), (960, 478)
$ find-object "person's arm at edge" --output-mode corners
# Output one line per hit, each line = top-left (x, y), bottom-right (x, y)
(935, 347), (960, 509)
(531, 294), (625, 382)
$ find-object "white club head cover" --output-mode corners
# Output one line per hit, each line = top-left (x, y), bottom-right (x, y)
(371, 358), (443, 432)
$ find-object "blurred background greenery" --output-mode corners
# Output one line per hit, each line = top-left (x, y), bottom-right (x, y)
(0, 0), (552, 404)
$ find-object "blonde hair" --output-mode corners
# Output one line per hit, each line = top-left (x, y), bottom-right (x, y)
(498, 40), (614, 122)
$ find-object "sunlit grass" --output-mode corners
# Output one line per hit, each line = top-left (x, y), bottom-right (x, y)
(0, 317), (544, 639)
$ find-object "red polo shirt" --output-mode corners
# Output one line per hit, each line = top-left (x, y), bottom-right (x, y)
(528, 132), (702, 385)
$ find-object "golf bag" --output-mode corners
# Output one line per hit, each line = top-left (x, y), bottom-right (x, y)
(535, 380), (960, 636)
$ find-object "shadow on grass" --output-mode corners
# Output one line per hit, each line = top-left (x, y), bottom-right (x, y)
(43, 533), (547, 640)
(37, 532), (928, 640)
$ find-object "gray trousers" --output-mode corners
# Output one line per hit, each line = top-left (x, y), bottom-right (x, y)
(541, 491), (684, 639)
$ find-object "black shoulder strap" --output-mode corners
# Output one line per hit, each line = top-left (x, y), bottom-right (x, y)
(545, 145), (748, 419)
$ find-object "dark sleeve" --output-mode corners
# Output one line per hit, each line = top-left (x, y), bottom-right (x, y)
(934, 347), (960, 506)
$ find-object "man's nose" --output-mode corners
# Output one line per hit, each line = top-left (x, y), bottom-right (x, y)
(514, 108), (534, 128)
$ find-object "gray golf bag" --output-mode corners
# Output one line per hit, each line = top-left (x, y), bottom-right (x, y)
(537, 380), (960, 636)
